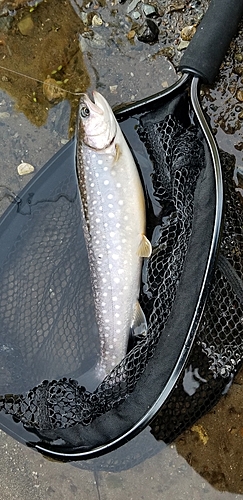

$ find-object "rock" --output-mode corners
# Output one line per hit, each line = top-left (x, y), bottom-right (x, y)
(234, 65), (243, 76)
(0, 16), (12, 32)
(91, 14), (103, 26)
(127, 29), (136, 40)
(142, 4), (158, 17)
(178, 40), (190, 50)
(235, 53), (243, 62)
(180, 25), (196, 41)
(79, 12), (89, 25)
(110, 85), (118, 93)
(43, 78), (66, 103)
(17, 15), (34, 36)
(0, 0), (42, 17)
(132, 10), (140, 19)
(137, 19), (159, 44)
(17, 162), (35, 176)
(236, 89), (243, 102)
(79, 32), (106, 50)
(0, 111), (10, 119)
(127, 0), (140, 14)
(166, 0), (186, 13)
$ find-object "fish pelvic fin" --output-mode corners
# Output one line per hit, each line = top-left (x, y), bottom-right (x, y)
(131, 300), (147, 339)
(113, 143), (122, 164)
(137, 234), (152, 258)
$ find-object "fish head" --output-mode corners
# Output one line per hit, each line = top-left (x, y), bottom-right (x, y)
(78, 91), (117, 151)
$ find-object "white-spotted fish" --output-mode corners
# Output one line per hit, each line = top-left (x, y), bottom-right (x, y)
(76, 91), (152, 382)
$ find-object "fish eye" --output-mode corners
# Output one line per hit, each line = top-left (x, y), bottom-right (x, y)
(80, 106), (90, 118)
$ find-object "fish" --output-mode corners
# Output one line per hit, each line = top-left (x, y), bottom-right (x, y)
(76, 91), (152, 383)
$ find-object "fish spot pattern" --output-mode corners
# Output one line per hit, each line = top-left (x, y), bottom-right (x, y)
(77, 127), (144, 379)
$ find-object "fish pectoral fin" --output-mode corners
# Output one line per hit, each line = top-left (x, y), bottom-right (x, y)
(131, 300), (147, 338)
(137, 234), (152, 258)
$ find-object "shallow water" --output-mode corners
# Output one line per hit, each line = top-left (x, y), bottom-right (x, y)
(0, 0), (242, 498)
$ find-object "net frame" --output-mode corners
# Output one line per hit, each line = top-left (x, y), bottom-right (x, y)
(0, 78), (242, 461)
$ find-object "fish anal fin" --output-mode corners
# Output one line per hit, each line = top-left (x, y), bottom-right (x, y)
(137, 234), (152, 258)
(131, 300), (147, 338)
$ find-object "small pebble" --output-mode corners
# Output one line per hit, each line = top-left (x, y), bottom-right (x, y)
(79, 32), (106, 50)
(178, 40), (190, 50)
(17, 15), (34, 36)
(79, 12), (89, 25)
(110, 85), (118, 93)
(181, 25), (196, 41)
(137, 19), (159, 44)
(127, 29), (136, 40)
(235, 53), (243, 63)
(143, 3), (157, 17)
(132, 11), (140, 19)
(236, 89), (243, 102)
(234, 66), (243, 76)
(43, 78), (66, 103)
(92, 14), (103, 26)
(127, 0), (140, 14)
(0, 111), (10, 119)
(17, 162), (35, 176)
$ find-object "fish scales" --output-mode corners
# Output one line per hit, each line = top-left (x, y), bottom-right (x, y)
(76, 91), (151, 382)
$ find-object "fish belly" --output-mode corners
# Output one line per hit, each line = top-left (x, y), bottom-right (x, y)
(77, 136), (145, 381)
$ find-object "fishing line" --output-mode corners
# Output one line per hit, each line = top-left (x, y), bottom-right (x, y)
(0, 64), (84, 96)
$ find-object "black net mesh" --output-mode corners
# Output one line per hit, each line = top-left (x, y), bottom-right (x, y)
(0, 94), (242, 456)
(0, 113), (204, 427)
(0, 179), (100, 395)
(150, 151), (243, 444)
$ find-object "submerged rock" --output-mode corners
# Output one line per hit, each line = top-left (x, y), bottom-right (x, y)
(127, 29), (136, 40)
(236, 89), (243, 102)
(132, 10), (140, 19)
(0, 0), (42, 17)
(17, 15), (34, 36)
(126, 0), (140, 14)
(137, 18), (159, 43)
(43, 78), (66, 103)
(79, 31), (106, 50)
(180, 25), (196, 41)
(178, 40), (190, 50)
(142, 3), (158, 18)
(91, 13), (103, 26)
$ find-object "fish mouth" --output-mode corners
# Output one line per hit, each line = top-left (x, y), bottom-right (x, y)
(92, 91), (111, 114)
(79, 91), (117, 151)
(80, 92), (103, 116)
(80, 91), (113, 117)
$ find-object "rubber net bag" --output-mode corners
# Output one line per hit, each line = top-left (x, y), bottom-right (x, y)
(0, 93), (242, 453)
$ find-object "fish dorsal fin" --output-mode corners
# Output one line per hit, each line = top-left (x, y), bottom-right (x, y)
(137, 234), (152, 258)
(131, 301), (147, 338)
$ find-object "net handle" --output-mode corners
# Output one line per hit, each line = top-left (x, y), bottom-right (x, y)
(179, 0), (243, 84)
